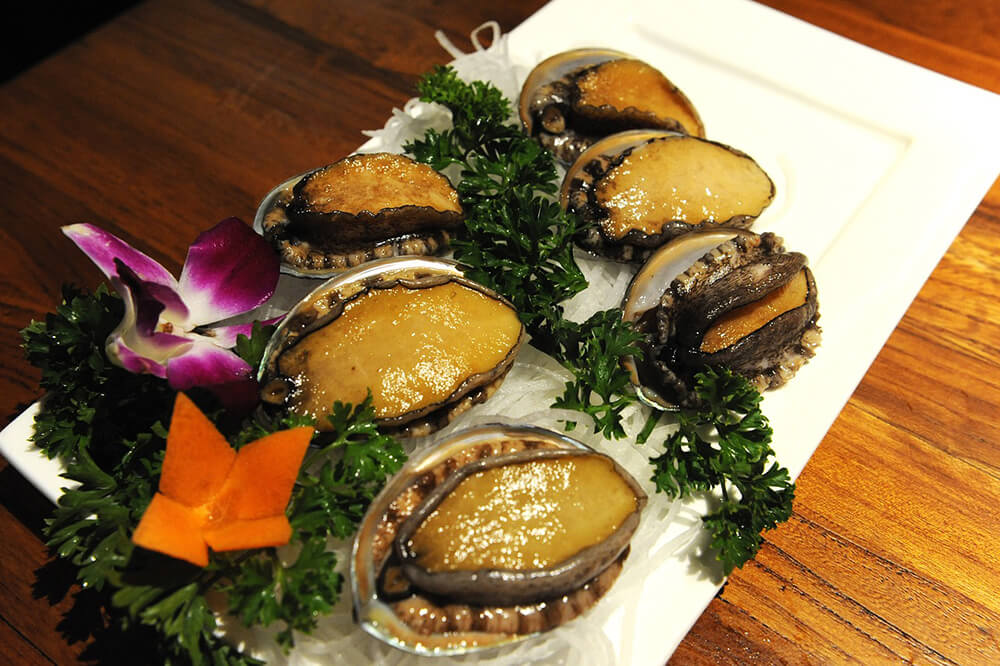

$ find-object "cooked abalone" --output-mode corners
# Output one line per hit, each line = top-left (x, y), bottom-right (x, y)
(563, 130), (775, 262)
(258, 152), (464, 276)
(519, 48), (704, 164)
(351, 424), (646, 654)
(623, 230), (821, 409)
(396, 447), (642, 606)
(258, 257), (524, 436)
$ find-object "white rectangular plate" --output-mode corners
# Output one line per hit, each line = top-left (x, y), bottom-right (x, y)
(4, 0), (1000, 663)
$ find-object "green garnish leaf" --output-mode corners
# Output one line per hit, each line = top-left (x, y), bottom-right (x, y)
(650, 367), (795, 575)
(551, 310), (645, 439)
(219, 539), (341, 649)
(291, 394), (406, 541)
(416, 64), (511, 133)
(234, 320), (278, 371)
(21, 284), (173, 463)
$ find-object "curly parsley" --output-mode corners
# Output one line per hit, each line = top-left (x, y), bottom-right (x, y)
(550, 309), (646, 439)
(650, 367), (794, 575)
(406, 65), (589, 346)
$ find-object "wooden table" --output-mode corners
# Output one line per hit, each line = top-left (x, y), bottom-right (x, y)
(2, 1), (998, 663)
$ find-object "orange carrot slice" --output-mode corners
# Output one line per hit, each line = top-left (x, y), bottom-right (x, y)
(214, 428), (313, 520)
(132, 493), (210, 567)
(131, 393), (314, 566)
(159, 392), (236, 507)
(202, 515), (294, 552)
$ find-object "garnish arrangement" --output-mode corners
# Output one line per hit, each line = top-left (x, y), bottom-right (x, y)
(17, 54), (798, 664)
(24, 229), (405, 664)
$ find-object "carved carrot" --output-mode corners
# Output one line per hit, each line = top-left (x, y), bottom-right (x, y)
(132, 393), (314, 566)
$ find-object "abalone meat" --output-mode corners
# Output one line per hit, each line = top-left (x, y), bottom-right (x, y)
(352, 423), (647, 654)
(623, 230), (821, 409)
(258, 257), (524, 436)
(519, 48), (704, 164)
(563, 130), (775, 262)
(257, 152), (464, 276)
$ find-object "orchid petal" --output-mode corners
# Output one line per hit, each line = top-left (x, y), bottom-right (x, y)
(66, 220), (280, 398)
(165, 337), (254, 390)
(178, 218), (279, 325)
(63, 223), (178, 289)
(115, 259), (190, 334)
(105, 275), (191, 374)
(110, 341), (169, 378)
(113, 326), (192, 372)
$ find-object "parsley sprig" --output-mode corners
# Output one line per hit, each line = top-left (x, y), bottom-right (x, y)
(22, 287), (404, 664)
(406, 66), (588, 349)
(22, 284), (174, 465)
(551, 309), (646, 439)
(650, 367), (795, 575)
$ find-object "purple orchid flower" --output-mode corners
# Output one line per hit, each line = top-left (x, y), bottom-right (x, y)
(62, 218), (279, 392)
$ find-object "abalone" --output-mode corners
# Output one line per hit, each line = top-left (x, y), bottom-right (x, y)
(351, 424), (647, 654)
(563, 130), (775, 262)
(519, 48), (704, 164)
(623, 230), (821, 409)
(258, 257), (524, 437)
(257, 152), (464, 277)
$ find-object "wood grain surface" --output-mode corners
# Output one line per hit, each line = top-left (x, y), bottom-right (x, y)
(1, 0), (998, 664)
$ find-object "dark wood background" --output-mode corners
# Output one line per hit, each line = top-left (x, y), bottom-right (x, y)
(2, 0), (999, 663)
